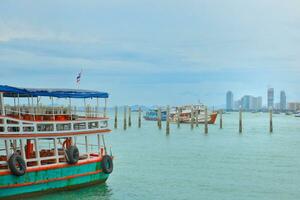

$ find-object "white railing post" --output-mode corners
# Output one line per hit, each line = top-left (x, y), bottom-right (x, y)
(18, 94), (21, 119)
(4, 139), (10, 158)
(97, 134), (101, 155)
(34, 139), (41, 166)
(85, 135), (90, 158)
(104, 98), (107, 117)
(0, 93), (5, 116)
(19, 139), (26, 162)
(53, 138), (59, 163)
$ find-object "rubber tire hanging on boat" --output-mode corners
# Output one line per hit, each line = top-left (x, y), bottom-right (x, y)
(101, 155), (113, 174)
(66, 145), (79, 164)
(8, 153), (26, 176)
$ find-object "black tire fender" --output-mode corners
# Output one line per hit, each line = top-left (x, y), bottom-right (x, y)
(101, 155), (113, 174)
(8, 153), (26, 176)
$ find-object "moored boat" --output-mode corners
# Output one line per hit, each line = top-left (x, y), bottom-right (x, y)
(143, 109), (167, 121)
(170, 104), (218, 124)
(0, 85), (113, 198)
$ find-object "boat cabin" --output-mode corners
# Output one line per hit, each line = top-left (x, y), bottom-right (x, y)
(0, 85), (111, 174)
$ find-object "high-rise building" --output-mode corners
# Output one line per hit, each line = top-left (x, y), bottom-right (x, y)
(226, 91), (234, 111)
(287, 102), (300, 111)
(267, 88), (274, 109)
(241, 95), (262, 111)
(241, 95), (251, 110)
(280, 91), (286, 111)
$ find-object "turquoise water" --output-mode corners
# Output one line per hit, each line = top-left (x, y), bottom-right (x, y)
(28, 112), (300, 200)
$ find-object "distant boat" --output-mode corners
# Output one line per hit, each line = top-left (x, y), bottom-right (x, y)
(169, 104), (218, 124)
(295, 113), (300, 117)
(285, 112), (293, 115)
(144, 109), (167, 121)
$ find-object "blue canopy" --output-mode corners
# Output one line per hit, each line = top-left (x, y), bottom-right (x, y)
(0, 85), (109, 98)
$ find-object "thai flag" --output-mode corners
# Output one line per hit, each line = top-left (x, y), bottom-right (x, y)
(76, 71), (81, 84)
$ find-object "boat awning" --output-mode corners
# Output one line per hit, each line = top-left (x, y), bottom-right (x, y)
(0, 85), (109, 98)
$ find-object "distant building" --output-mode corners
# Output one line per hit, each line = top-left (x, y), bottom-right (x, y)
(280, 91), (286, 111)
(241, 95), (262, 111)
(253, 96), (262, 110)
(267, 88), (274, 109)
(287, 102), (300, 111)
(234, 100), (241, 110)
(226, 91), (234, 111)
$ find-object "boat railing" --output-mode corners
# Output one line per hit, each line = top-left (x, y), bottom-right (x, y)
(3, 105), (104, 120)
(0, 139), (108, 168)
(0, 114), (109, 135)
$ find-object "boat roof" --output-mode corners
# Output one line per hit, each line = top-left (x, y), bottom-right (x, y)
(0, 85), (109, 98)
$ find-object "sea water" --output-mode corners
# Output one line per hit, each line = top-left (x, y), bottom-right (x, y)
(28, 112), (300, 200)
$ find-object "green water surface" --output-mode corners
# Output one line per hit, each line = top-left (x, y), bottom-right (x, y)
(27, 112), (300, 200)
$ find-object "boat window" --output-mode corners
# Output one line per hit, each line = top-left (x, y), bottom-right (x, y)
(23, 127), (34, 132)
(6, 119), (18, 124)
(88, 121), (99, 129)
(7, 127), (20, 132)
(100, 121), (108, 128)
(0, 127), (3, 132)
(56, 123), (71, 131)
(74, 122), (86, 130)
(37, 124), (54, 132)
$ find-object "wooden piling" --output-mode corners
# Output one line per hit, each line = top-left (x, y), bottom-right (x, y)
(158, 108), (162, 130)
(123, 106), (127, 130)
(177, 107), (180, 128)
(204, 106), (208, 134)
(195, 109), (199, 127)
(191, 106), (194, 130)
(239, 107), (242, 133)
(114, 106), (118, 129)
(138, 107), (142, 128)
(269, 107), (273, 133)
(166, 106), (170, 134)
(128, 106), (132, 127)
(219, 109), (223, 129)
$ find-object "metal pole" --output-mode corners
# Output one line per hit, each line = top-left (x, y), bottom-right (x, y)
(51, 97), (55, 120)
(17, 94), (20, 119)
(96, 98), (99, 117)
(104, 98), (107, 117)
(31, 96), (35, 121)
(0, 93), (5, 116)
(84, 98), (87, 118)
(69, 98), (72, 120)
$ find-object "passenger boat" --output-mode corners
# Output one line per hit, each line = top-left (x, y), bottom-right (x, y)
(0, 85), (113, 198)
(170, 105), (218, 124)
(143, 109), (167, 121)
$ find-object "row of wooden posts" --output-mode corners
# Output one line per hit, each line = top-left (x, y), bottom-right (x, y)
(113, 106), (274, 134)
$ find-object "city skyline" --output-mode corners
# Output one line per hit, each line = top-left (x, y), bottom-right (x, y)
(0, 0), (300, 106)
(225, 88), (291, 110)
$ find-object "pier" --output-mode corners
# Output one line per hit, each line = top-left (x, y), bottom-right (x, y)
(112, 104), (281, 135)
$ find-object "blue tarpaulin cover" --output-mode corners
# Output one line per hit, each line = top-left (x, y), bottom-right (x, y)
(0, 85), (109, 98)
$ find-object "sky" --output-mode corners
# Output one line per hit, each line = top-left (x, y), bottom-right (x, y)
(0, 0), (299, 107)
